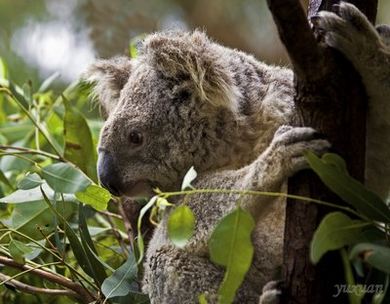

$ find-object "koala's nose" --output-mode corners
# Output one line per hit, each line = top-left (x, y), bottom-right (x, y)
(97, 150), (122, 196)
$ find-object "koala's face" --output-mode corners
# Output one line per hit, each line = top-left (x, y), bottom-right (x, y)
(97, 64), (206, 197)
(85, 31), (239, 197)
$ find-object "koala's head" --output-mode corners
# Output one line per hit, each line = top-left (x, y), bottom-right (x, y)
(85, 31), (241, 197)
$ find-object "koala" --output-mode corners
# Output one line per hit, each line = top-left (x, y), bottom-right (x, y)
(84, 3), (389, 303)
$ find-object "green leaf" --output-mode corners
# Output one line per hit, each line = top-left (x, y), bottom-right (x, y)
(0, 122), (33, 143)
(40, 189), (106, 286)
(372, 274), (389, 304)
(167, 205), (195, 248)
(63, 98), (98, 182)
(0, 169), (14, 190)
(350, 243), (390, 274)
(129, 34), (146, 58)
(9, 199), (75, 240)
(198, 294), (208, 304)
(38, 72), (60, 93)
(101, 252), (138, 299)
(310, 212), (366, 264)
(181, 166), (197, 190)
(0, 183), (75, 204)
(75, 184), (111, 211)
(137, 196), (158, 263)
(0, 57), (8, 79)
(9, 80), (29, 108)
(111, 292), (150, 304)
(79, 204), (111, 273)
(17, 173), (43, 190)
(209, 208), (255, 304)
(42, 162), (91, 194)
(9, 239), (33, 263)
(305, 152), (390, 223)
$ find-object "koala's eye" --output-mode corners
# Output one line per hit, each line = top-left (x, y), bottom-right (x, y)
(178, 90), (191, 100)
(128, 131), (143, 146)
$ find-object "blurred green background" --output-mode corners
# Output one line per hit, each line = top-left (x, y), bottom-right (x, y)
(1, 0), (389, 90)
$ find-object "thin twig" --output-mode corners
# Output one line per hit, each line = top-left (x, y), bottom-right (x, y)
(98, 209), (123, 220)
(0, 256), (96, 303)
(0, 272), (80, 299)
(0, 88), (63, 159)
(0, 145), (61, 160)
(118, 202), (135, 250)
(104, 213), (129, 257)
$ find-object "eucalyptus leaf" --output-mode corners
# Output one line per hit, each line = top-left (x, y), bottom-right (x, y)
(0, 57), (8, 79)
(38, 72), (60, 93)
(9, 239), (33, 263)
(75, 184), (111, 211)
(111, 292), (150, 304)
(310, 212), (366, 264)
(0, 169), (14, 190)
(42, 162), (91, 194)
(79, 204), (110, 274)
(181, 166), (197, 190)
(40, 189), (106, 286)
(63, 98), (97, 182)
(0, 183), (75, 204)
(137, 196), (158, 263)
(17, 173), (43, 190)
(350, 243), (390, 274)
(372, 274), (389, 304)
(101, 252), (138, 299)
(167, 205), (195, 248)
(209, 208), (255, 304)
(9, 199), (75, 240)
(198, 293), (208, 304)
(305, 152), (390, 223)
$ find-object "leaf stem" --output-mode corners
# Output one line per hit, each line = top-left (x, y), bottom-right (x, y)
(160, 188), (366, 220)
(0, 88), (63, 159)
(0, 145), (61, 160)
(0, 256), (95, 303)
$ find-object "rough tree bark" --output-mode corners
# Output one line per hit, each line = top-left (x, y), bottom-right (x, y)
(266, 0), (378, 303)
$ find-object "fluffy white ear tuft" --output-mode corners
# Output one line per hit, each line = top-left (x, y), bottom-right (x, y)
(141, 30), (241, 113)
(83, 56), (132, 117)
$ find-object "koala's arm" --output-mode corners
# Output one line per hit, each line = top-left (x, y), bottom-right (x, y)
(143, 126), (328, 304)
(313, 3), (390, 200)
(191, 126), (329, 228)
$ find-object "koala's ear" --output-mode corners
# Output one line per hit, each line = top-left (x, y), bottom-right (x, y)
(83, 57), (132, 117)
(141, 31), (241, 113)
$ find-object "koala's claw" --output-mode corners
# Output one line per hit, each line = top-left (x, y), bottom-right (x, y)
(311, 2), (382, 63)
(376, 25), (390, 46)
(269, 126), (330, 177)
(259, 280), (283, 304)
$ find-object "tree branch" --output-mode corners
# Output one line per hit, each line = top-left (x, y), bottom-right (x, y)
(266, 0), (324, 80)
(0, 273), (80, 298)
(0, 256), (95, 303)
(266, 0), (375, 303)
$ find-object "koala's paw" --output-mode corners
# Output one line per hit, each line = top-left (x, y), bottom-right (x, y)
(259, 281), (282, 304)
(269, 126), (330, 177)
(311, 2), (382, 64)
(376, 24), (390, 46)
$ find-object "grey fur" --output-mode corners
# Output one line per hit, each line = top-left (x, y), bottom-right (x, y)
(84, 3), (389, 302)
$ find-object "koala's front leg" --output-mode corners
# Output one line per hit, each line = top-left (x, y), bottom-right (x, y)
(240, 125), (330, 219)
(144, 126), (329, 304)
(311, 2), (390, 101)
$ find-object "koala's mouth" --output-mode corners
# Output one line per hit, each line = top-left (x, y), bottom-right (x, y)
(122, 180), (154, 198)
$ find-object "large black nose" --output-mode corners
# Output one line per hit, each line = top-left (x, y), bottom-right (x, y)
(97, 150), (122, 196)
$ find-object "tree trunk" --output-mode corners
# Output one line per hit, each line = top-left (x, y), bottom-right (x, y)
(266, 0), (378, 303)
